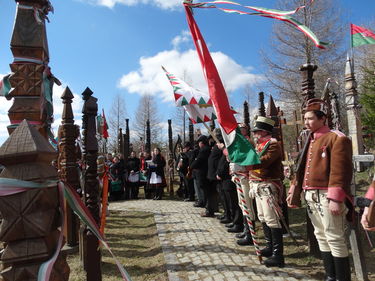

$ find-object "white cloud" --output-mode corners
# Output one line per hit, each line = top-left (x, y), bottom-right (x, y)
(118, 48), (264, 103)
(80, 0), (181, 10)
(172, 30), (191, 49)
(0, 74), (83, 144)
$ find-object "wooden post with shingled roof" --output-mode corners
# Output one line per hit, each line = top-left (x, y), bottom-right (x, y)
(58, 87), (80, 248)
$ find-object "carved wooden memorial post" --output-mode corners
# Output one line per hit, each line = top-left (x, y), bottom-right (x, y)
(0, 121), (70, 281)
(81, 88), (102, 281)
(0, 0), (69, 279)
(243, 100), (250, 134)
(258, 92), (266, 117)
(188, 119), (194, 144)
(168, 119), (174, 196)
(58, 87), (80, 248)
(146, 119), (151, 154)
(124, 118), (130, 159)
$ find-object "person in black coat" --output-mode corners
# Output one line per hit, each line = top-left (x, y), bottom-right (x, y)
(190, 135), (210, 208)
(126, 151), (141, 199)
(109, 156), (125, 200)
(203, 130), (223, 217)
(176, 142), (195, 201)
(217, 154), (244, 233)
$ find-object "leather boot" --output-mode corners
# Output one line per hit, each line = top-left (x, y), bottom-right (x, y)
(321, 251), (335, 281)
(235, 223), (248, 238)
(334, 256), (351, 281)
(260, 223), (273, 257)
(227, 224), (244, 233)
(264, 228), (284, 268)
(237, 221), (255, 246)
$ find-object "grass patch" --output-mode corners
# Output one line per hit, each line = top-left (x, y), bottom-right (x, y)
(67, 210), (168, 281)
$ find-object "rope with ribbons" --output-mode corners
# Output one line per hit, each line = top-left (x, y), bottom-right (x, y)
(0, 178), (133, 281)
(232, 175), (262, 263)
(183, 0), (329, 49)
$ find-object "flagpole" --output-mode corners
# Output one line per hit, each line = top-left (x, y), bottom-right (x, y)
(202, 122), (221, 143)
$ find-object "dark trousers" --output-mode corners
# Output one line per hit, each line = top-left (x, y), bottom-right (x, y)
(195, 176), (207, 206)
(184, 176), (195, 200)
(224, 180), (243, 225)
(205, 180), (219, 215)
(217, 181), (230, 219)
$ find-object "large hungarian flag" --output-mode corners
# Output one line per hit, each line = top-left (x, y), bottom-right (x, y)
(184, 5), (260, 166)
(351, 24), (375, 47)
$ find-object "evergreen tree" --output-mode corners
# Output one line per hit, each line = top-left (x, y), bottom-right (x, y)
(360, 59), (375, 149)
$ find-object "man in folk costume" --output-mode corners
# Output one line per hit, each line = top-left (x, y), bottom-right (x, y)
(230, 123), (256, 246)
(247, 116), (285, 267)
(287, 99), (353, 281)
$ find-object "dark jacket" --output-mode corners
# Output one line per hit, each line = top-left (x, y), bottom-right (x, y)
(150, 154), (166, 178)
(191, 145), (210, 180)
(207, 145), (223, 181)
(127, 157), (141, 173)
(217, 155), (235, 191)
(110, 161), (122, 181)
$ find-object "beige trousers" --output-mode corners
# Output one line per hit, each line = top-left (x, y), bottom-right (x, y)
(235, 176), (256, 221)
(305, 189), (348, 257)
(252, 182), (281, 228)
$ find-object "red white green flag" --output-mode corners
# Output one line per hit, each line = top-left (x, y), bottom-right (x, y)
(163, 66), (217, 124)
(184, 4), (260, 166)
(0, 74), (11, 97)
(351, 24), (375, 47)
(102, 109), (109, 139)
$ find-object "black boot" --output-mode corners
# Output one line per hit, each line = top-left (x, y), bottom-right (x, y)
(237, 222), (254, 246)
(260, 223), (273, 257)
(321, 251), (335, 281)
(227, 224), (244, 233)
(334, 256), (351, 281)
(235, 223), (248, 238)
(264, 228), (284, 268)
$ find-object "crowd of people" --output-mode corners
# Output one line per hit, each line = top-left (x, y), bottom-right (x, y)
(103, 147), (167, 201)
(98, 98), (375, 281)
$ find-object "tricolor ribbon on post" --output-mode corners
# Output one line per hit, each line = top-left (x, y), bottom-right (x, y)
(0, 178), (133, 281)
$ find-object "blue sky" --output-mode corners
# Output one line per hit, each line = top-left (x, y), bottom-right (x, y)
(0, 0), (374, 143)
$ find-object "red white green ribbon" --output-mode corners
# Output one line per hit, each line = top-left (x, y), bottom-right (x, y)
(63, 182), (133, 281)
(232, 176), (262, 263)
(0, 178), (133, 281)
(184, 1), (328, 49)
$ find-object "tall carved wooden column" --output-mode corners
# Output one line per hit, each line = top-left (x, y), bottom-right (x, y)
(146, 119), (151, 154)
(8, 0), (57, 138)
(300, 63), (317, 107)
(58, 87), (80, 248)
(266, 96), (289, 230)
(124, 118), (130, 159)
(0, 121), (69, 281)
(81, 88), (102, 281)
(188, 119), (194, 144)
(345, 55), (364, 164)
(243, 101), (250, 133)
(168, 119), (174, 196)
(258, 92), (266, 117)
(118, 128), (124, 155)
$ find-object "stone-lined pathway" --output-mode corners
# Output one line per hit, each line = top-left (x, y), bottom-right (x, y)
(110, 199), (316, 281)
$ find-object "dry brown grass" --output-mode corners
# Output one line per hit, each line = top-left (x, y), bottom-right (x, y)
(67, 210), (168, 281)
